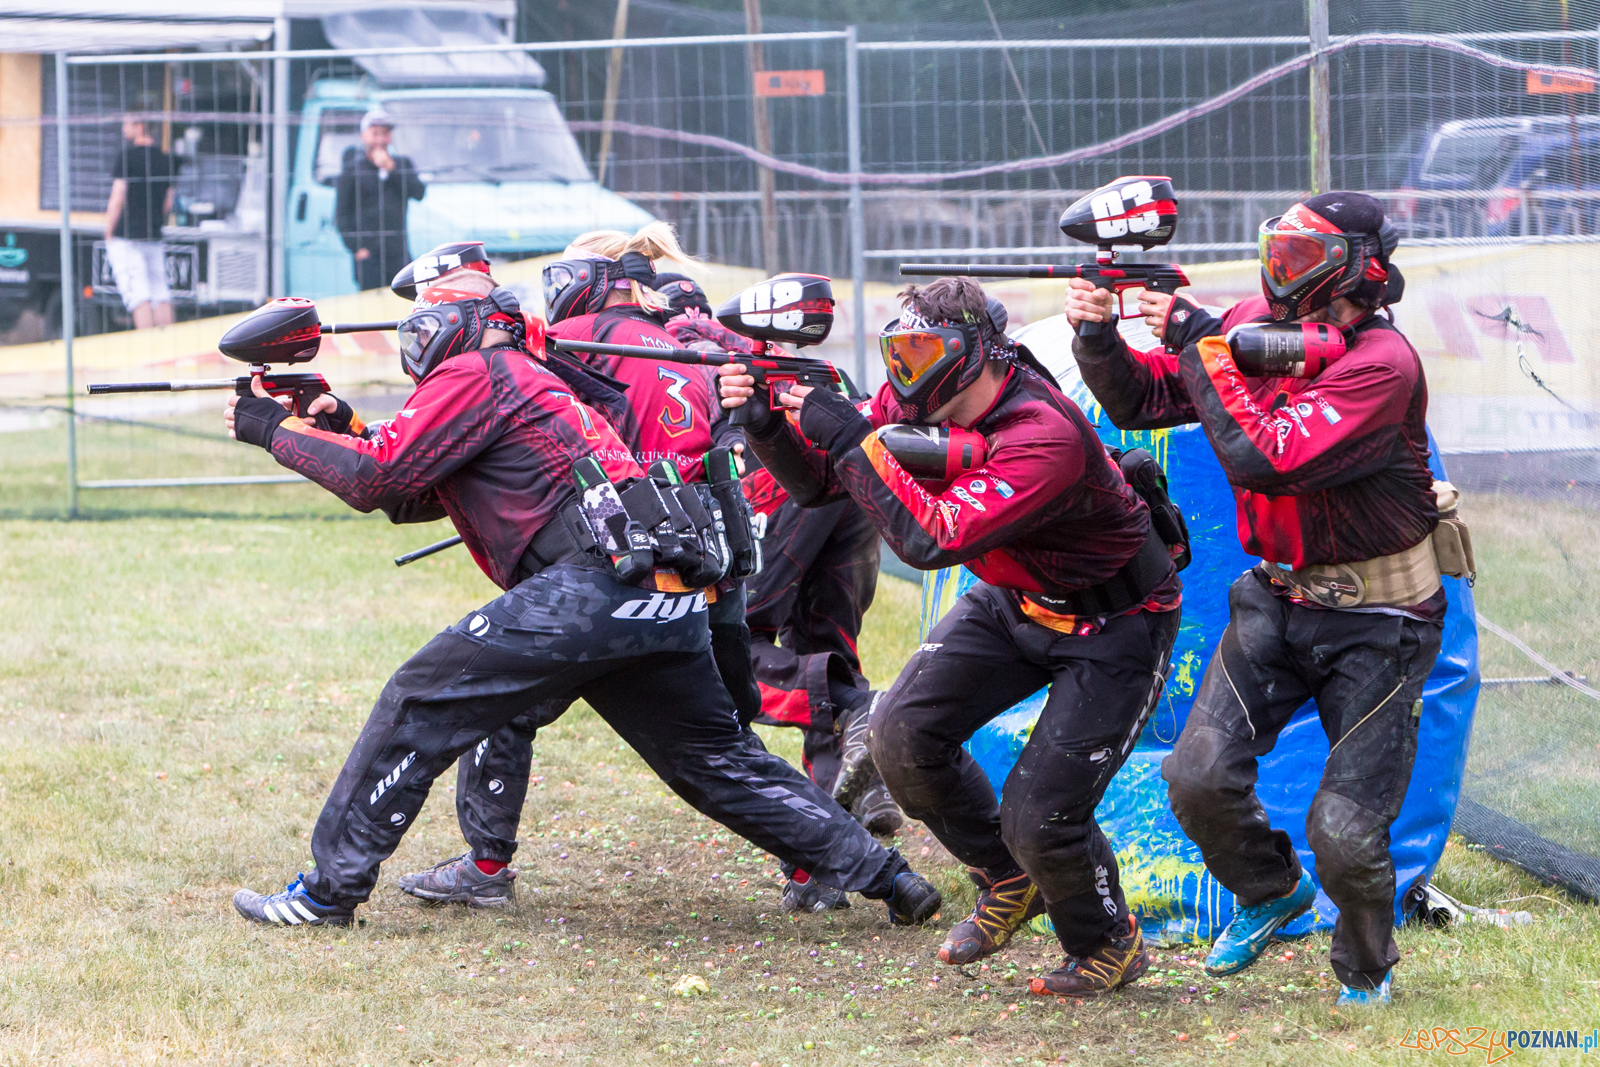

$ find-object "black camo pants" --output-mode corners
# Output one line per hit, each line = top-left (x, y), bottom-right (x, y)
(302, 564), (901, 909)
(870, 581), (1180, 957)
(453, 585), (756, 864)
(1161, 568), (1442, 990)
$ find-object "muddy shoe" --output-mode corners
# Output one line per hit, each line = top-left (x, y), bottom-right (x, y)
(398, 852), (516, 907)
(1028, 915), (1151, 998)
(830, 692), (881, 810)
(851, 778), (905, 837)
(781, 875), (850, 913)
(233, 873), (354, 927)
(938, 867), (1045, 965)
(884, 869), (942, 926)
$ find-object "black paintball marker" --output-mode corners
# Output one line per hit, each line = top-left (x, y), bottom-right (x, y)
(900, 175), (1190, 352)
(87, 297), (399, 420)
(550, 274), (843, 428)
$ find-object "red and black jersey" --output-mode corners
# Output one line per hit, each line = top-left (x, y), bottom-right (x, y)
(549, 305), (730, 482)
(264, 345), (641, 591)
(750, 365), (1173, 608)
(1074, 295), (1437, 569)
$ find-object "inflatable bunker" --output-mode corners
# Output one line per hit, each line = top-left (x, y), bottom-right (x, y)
(916, 314), (1480, 945)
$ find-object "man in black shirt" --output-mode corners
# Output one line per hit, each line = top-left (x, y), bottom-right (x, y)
(335, 108), (426, 291)
(104, 117), (176, 329)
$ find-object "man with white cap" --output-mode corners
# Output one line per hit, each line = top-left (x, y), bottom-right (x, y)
(335, 107), (426, 291)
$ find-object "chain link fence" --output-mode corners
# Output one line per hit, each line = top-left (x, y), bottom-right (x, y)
(1, 11), (1598, 896)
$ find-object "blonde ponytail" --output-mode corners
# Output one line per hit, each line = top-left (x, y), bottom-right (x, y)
(564, 221), (698, 314)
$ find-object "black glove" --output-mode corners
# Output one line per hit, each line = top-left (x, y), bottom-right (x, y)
(232, 395), (291, 450)
(316, 396), (358, 436)
(797, 387), (872, 460)
(1161, 295), (1222, 353)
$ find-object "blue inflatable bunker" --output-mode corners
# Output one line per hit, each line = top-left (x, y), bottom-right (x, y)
(916, 316), (1480, 946)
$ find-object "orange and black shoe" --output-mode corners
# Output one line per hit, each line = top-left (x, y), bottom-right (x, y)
(1028, 915), (1151, 998)
(937, 867), (1046, 965)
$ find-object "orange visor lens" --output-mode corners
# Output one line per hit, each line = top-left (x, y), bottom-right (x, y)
(880, 331), (957, 388)
(1260, 231), (1333, 289)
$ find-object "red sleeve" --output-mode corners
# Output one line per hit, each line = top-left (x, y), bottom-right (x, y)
(1179, 325), (1420, 495)
(743, 388), (883, 509)
(1072, 320), (1207, 431)
(829, 389), (1082, 570)
(267, 358), (497, 512)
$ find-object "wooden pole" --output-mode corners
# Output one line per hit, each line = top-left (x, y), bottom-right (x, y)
(596, 0), (630, 186)
(744, 0), (779, 276)
(1307, 0), (1331, 194)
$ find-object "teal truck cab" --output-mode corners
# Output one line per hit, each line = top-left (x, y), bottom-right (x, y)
(286, 80), (654, 298)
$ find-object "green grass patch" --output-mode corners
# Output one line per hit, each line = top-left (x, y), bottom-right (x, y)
(0, 512), (1596, 1065)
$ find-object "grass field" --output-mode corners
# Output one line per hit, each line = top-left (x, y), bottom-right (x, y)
(2, 508), (1598, 1066)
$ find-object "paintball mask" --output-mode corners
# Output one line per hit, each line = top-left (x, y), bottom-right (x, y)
(1258, 193), (1401, 321)
(652, 272), (714, 318)
(542, 250), (657, 324)
(397, 285), (525, 383)
(879, 309), (988, 424)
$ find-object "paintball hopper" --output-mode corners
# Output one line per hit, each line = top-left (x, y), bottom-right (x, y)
(218, 297), (323, 365)
(390, 241), (494, 301)
(1059, 176), (1179, 250)
(715, 273), (834, 348)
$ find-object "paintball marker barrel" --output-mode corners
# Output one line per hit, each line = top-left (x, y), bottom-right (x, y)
(394, 535), (463, 566)
(551, 338), (733, 369)
(900, 264), (1083, 279)
(88, 377), (242, 395)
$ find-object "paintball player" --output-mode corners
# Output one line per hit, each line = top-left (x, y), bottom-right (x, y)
(391, 230), (882, 914)
(1066, 192), (1438, 1006)
(718, 277), (1184, 997)
(221, 255), (941, 929)
(653, 270), (904, 841)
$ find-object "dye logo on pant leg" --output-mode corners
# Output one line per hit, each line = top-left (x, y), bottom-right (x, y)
(610, 591), (709, 623)
(370, 751), (418, 806)
(706, 755), (833, 821)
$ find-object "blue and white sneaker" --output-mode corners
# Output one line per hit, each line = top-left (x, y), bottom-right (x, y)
(1204, 870), (1316, 976)
(233, 873), (354, 927)
(1337, 974), (1393, 1006)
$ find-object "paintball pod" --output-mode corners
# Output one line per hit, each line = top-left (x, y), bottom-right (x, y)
(86, 298), (399, 422)
(900, 175), (1190, 352)
(550, 274), (842, 428)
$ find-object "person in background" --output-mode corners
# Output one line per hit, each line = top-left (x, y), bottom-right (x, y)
(103, 114), (176, 330)
(335, 108), (425, 292)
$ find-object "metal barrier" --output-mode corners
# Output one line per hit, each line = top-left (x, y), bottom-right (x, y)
(4, 26), (1596, 512)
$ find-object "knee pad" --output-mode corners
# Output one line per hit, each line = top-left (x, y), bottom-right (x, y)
(1306, 790), (1393, 896)
(1161, 723), (1236, 811)
(1000, 749), (1108, 870)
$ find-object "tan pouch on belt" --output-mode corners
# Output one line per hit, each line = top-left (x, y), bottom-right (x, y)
(1265, 535), (1443, 609)
(1431, 480), (1476, 582)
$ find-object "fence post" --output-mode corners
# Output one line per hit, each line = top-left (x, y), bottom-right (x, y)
(745, 4), (781, 276)
(1308, 0), (1331, 193)
(56, 52), (77, 519)
(271, 17), (290, 298)
(845, 26), (866, 388)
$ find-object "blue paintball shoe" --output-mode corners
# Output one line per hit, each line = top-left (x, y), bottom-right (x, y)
(1204, 870), (1315, 976)
(234, 873), (354, 927)
(1337, 974), (1393, 1006)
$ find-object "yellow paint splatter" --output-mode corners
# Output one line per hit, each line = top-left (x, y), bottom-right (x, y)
(1172, 650), (1201, 699)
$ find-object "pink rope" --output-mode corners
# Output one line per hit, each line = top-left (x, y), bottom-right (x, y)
(573, 34), (1600, 186)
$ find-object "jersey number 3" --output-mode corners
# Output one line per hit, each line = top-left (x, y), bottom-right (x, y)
(657, 366), (696, 437)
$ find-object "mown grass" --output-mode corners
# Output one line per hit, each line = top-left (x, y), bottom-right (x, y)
(0, 514), (1597, 1066)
